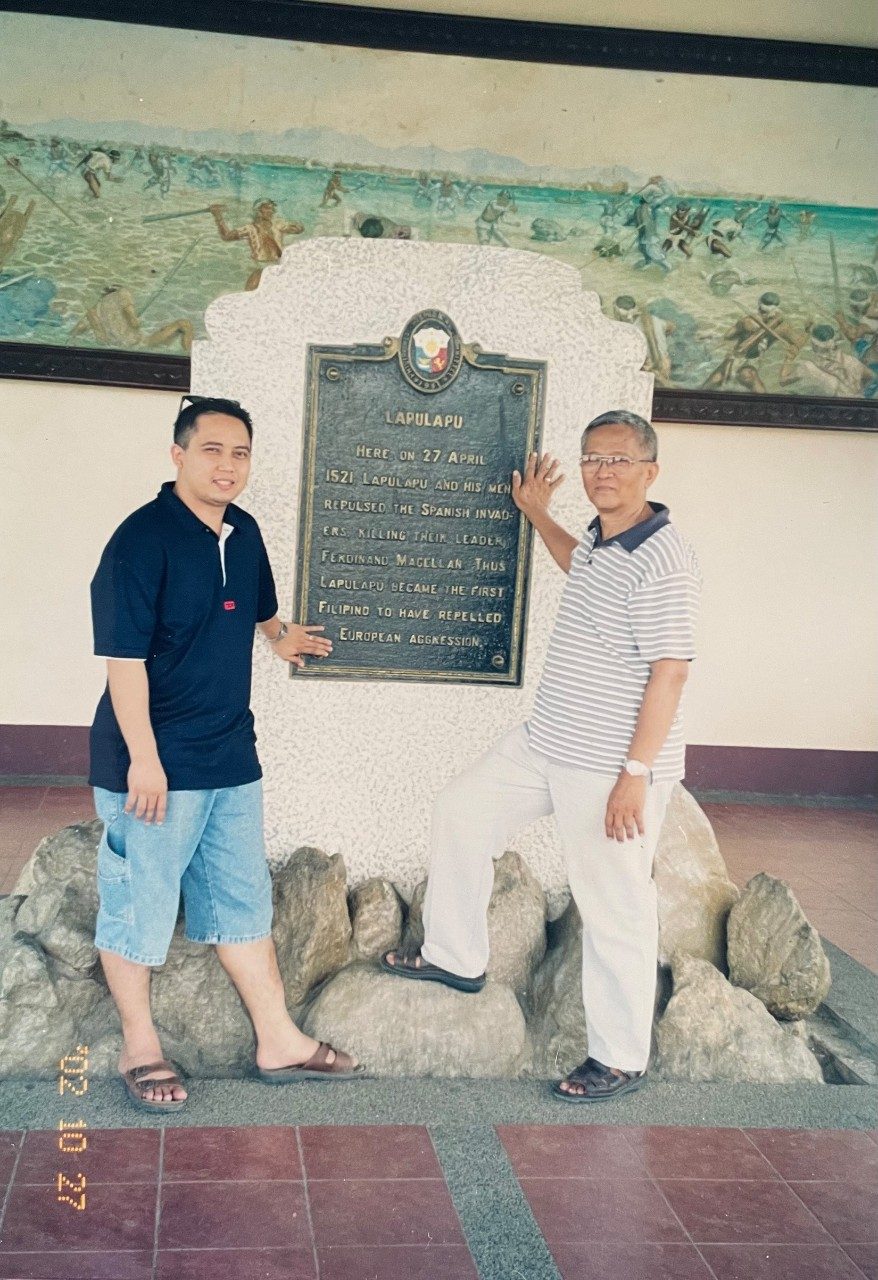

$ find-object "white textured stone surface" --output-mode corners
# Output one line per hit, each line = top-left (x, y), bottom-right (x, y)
(194, 238), (651, 897)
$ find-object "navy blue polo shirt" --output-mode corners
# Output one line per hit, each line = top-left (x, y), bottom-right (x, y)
(89, 481), (278, 792)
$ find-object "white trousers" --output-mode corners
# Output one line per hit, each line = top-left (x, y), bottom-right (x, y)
(421, 724), (673, 1072)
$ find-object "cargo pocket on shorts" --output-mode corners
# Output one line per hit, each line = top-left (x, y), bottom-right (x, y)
(97, 821), (132, 925)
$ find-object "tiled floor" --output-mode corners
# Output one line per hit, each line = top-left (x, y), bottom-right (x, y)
(500, 1124), (878, 1280)
(1, 784), (875, 969)
(0, 1125), (478, 1279)
(0, 1124), (875, 1278)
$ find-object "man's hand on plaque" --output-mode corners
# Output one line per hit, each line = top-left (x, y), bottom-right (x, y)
(511, 452), (565, 519)
(274, 623), (334, 669)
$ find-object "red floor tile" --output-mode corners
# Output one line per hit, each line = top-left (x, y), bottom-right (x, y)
(163, 1125), (301, 1182)
(307, 1178), (465, 1248)
(318, 1245), (479, 1280)
(549, 1241), (714, 1280)
(300, 1124), (441, 1180)
(622, 1127), (779, 1181)
(700, 1242), (866, 1279)
(658, 1178), (832, 1244)
(843, 1243), (878, 1278)
(0, 1253), (153, 1280)
(158, 1180), (310, 1250)
(0, 1182), (156, 1252)
(498, 1123), (646, 1178)
(155, 1248), (316, 1279)
(0, 1131), (22, 1187)
(17, 1127), (160, 1185)
(746, 1128), (878, 1182)
(789, 1179), (878, 1244)
(520, 1176), (686, 1244)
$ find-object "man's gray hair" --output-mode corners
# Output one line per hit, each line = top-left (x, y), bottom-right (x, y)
(581, 410), (658, 461)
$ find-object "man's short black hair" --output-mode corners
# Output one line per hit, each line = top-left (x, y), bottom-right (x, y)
(173, 396), (253, 448)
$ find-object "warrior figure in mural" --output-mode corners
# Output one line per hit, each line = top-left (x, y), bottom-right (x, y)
(475, 191), (518, 246)
(758, 202), (791, 250)
(835, 288), (878, 394)
(77, 148), (122, 198)
(436, 175), (459, 215)
(320, 171), (349, 207)
(70, 285), (193, 353)
(144, 150), (173, 197)
(662, 203), (710, 259)
(705, 215), (747, 259)
(612, 294), (675, 386)
(0, 191), (35, 270)
(628, 198), (671, 273)
(780, 324), (873, 398)
(703, 291), (806, 393)
(46, 137), (71, 178)
(210, 199), (305, 291)
(797, 210), (818, 239)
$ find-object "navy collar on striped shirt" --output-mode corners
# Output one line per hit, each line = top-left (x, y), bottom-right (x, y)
(588, 501), (670, 553)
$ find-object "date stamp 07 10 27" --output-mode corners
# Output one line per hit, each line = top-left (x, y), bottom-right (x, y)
(56, 1044), (89, 1212)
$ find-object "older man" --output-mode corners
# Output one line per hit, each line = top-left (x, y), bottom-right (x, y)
(384, 410), (700, 1102)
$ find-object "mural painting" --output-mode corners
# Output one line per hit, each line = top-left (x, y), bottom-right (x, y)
(0, 11), (876, 406)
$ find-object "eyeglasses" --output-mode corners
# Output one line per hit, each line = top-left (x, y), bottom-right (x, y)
(177, 393), (242, 415)
(579, 454), (653, 473)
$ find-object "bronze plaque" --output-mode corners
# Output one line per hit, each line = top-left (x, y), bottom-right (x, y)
(294, 310), (545, 683)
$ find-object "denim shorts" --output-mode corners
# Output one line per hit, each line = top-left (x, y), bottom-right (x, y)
(93, 780), (273, 966)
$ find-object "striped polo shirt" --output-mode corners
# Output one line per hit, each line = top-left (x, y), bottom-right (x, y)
(528, 503), (700, 783)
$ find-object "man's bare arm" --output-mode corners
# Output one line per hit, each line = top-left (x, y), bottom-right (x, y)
(605, 659), (689, 841)
(106, 659), (167, 824)
(257, 616), (333, 669)
(511, 452), (577, 573)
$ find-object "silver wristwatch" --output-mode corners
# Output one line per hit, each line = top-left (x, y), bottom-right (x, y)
(269, 621), (288, 644)
(624, 758), (653, 784)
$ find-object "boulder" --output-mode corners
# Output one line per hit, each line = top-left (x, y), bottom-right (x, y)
(12, 820), (101, 901)
(149, 926), (257, 1077)
(304, 964), (531, 1077)
(655, 954), (824, 1084)
(727, 873), (831, 1019)
(0, 940), (76, 1077)
(271, 847), (352, 1004)
(403, 850), (547, 998)
(349, 877), (404, 961)
(654, 785), (739, 970)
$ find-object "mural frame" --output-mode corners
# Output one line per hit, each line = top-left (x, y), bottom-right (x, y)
(0, 0), (876, 431)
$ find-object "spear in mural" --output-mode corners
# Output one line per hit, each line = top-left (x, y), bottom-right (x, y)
(0, 270), (33, 291)
(142, 206), (216, 224)
(138, 234), (203, 318)
(829, 234), (843, 312)
(3, 156), (79, 224)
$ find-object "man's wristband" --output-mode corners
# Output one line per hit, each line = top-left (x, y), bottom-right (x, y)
(268, 621), (288, 644)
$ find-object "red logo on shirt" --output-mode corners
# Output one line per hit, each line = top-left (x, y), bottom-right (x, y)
(223, 601), (236, 611)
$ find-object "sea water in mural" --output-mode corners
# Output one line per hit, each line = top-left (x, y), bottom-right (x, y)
(0, 17), (876, 400)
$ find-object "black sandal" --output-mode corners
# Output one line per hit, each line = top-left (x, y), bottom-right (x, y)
(552, 1056), (645, 1104)
(380, 950), (485, 993)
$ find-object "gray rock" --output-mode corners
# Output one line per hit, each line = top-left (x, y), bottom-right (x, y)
(727, 873), (831, 1019)
(349, 878), (404, 961)
(14, 884), (98, 975)
(654, 785), (739, 970)
(149, 925), (257, 1077)
(12, 820), (101, 901)
(272, 846), (352, 1005)
(403, 850), (546, 997)
(304, 963), (531, 1077)
(527, 902), (587, 1076)
(0, 940), (76, 1077)
(655, 954), (824, 1084)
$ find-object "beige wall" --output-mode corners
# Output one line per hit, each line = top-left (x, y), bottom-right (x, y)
(3, 378), (876, 749)
(2, 0), (877, 751)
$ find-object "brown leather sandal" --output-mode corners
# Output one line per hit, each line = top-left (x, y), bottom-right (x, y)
(256, 1041), (365, 1083)
(380, 950), (486, 993)
(121, 1059), (187, 1113)
(552, 1056), (645, 1104)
